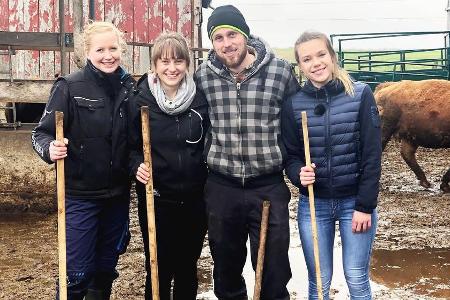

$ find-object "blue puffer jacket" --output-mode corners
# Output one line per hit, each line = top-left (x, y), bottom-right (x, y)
(281, 80), (381, 213)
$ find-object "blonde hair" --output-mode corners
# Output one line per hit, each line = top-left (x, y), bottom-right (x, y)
(83, 21), (126, 54)
(151, 32), (191, 69)
(294, 31), (354, 96)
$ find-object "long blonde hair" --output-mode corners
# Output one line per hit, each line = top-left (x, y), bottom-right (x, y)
(82, 21), (126, 54)
(294, 31), (354, 96)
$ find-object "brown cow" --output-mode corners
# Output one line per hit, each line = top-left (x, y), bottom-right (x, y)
(374, 79), (450, 193)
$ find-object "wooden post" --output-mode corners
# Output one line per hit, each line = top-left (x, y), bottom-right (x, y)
(301, 111), (323, 300)
(55, 111), (67, 300)
(253, 200), (270, 300)
(72, 0), (85, 69)
(141, 106), (160, 300)
(58, 0), (69, 75)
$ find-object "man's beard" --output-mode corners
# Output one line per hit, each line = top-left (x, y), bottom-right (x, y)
(218, 48), (247, 70)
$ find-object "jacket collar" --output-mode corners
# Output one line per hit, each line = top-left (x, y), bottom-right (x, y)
(85, 59), (130, 85)
(302, 79), (345, 98)
(133, 73), (152, 98)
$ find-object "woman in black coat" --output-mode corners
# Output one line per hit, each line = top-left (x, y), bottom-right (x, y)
(32, 21), (135, 299)
(128, 32), (208, 300)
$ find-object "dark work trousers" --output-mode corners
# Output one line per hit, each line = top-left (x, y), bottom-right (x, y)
(56, 195), (130, 300)
(204, 177), (292, 300)
(136, 183), (207, 300)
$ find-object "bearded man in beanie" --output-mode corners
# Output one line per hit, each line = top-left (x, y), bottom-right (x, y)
(195, 5), (299, 299)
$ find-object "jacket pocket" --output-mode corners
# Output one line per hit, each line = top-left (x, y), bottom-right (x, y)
(67, 137), (111, 191)
(73, 97), (109, 137)
(74, 97), (105, 110)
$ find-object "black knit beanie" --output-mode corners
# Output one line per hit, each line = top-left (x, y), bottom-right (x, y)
(207, 5), (250, 40)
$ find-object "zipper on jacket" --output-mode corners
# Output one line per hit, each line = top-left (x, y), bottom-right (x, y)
(79, 144), (84, 177)
(324, 89), (333, 193)
(175, 116), (183, 191)
(215, 71), (249, 186)
(189, 112), (192, 140)
(110, 108), (114, 188)
(236, 82), (245, 186)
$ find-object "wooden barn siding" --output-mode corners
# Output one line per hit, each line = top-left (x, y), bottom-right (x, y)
(0, 0), (11, 77)
(0, 0), (194, 80)
(0, 2), (9, 77)
(40, 0), (58, 79)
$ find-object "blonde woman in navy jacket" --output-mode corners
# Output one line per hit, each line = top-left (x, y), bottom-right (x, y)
(281, 31), (382, 300)
(32, 22), (134, 299)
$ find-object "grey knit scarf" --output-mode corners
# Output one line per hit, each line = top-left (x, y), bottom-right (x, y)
(147, 72), (196, 115)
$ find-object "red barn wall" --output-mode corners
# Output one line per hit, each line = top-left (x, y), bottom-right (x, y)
(0, 0), (198, 79)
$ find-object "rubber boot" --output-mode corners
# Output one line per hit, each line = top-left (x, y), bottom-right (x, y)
(85, 271), (117, 300)
(84, 289), (104, 300)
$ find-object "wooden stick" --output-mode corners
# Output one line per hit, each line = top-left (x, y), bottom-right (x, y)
(140, 106), (160, 300)
(301, 111), (323, 300)
(253, 200), (270, 300)
(55, 111), (67, 300)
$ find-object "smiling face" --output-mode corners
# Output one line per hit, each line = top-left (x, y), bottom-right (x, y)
(86, 30), (121, 73)
(211, 28), (248, 71)
(154, 55), (188, 92)
(296, 38), (335, 88)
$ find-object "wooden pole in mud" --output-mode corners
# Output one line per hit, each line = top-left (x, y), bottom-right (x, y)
(55, 111), (67, 300)
(141, 106), (160, 300)
(301, 111), (323, 300)
(253, 200), (270, 300)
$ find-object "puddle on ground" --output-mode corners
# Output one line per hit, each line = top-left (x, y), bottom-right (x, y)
(371, 248), (450, 298)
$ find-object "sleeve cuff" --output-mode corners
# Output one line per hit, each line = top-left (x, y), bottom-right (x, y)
(354, 203), (374, 214)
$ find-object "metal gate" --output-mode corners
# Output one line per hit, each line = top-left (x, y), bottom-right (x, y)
(331, 31), (450, 89)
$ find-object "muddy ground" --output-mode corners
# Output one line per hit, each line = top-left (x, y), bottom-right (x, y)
(0, 140), (449, 299)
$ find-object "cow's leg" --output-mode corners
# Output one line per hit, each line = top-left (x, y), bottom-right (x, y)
(440, 168), (450, 193)
(400, 140), (431, 188)
(380, 118), (398, 151)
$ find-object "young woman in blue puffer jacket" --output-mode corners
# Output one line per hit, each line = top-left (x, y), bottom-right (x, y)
(281, 31), (382, 300)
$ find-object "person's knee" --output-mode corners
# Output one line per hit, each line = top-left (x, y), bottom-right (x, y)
(305, 267), (332, 299)
(344, 267), (371, 297)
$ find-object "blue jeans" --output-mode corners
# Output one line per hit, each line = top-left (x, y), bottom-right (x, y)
(298, 195), (377, 300)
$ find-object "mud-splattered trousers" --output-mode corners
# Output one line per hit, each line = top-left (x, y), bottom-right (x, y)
(56, 195), (130, 300)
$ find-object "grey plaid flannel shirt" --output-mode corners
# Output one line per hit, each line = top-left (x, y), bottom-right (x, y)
(195, 35), (300, 181)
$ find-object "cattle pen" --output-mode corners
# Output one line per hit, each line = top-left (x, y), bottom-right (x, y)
(331, 31), (450, 89)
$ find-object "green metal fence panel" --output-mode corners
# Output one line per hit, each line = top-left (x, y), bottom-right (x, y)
(331, 31), (450, 90)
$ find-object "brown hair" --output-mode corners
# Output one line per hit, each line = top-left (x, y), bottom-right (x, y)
(294, 31), (354, 96)
(151, 32), (191, 69)
(83, 21), (126, 54)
